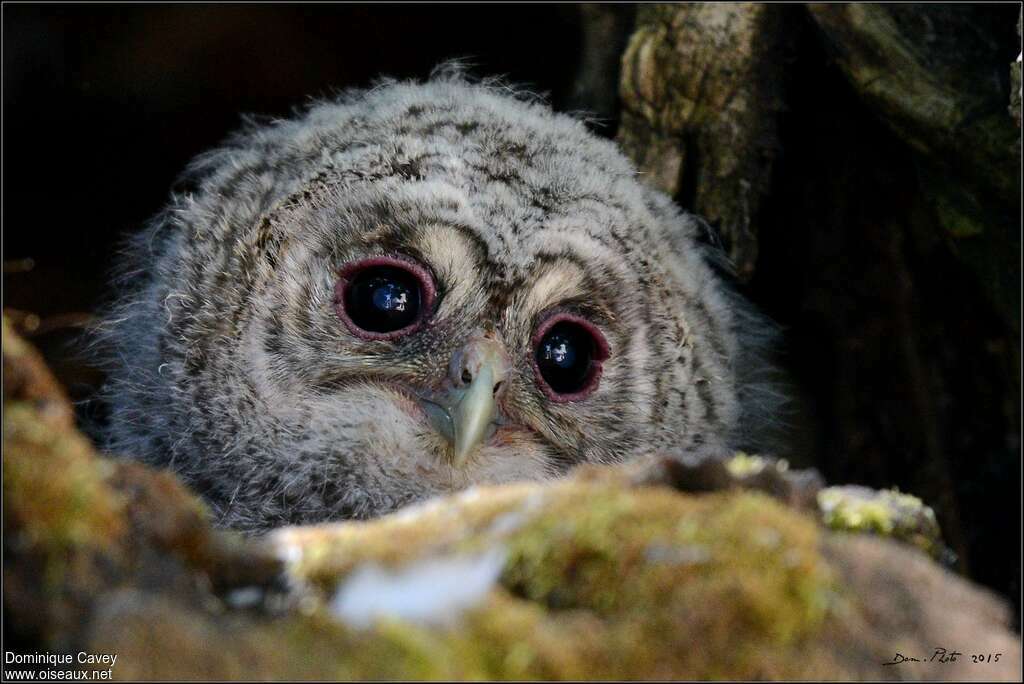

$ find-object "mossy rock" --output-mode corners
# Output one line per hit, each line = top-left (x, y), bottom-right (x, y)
(269, 481), (838, 679)
(260, 472), (1018, 681)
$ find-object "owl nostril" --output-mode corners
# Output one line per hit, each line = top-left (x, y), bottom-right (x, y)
(461, 368), (473, 385)
(493, 381), (503, 396)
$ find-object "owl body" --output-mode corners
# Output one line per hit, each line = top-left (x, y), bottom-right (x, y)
(99, 69), (780, 532)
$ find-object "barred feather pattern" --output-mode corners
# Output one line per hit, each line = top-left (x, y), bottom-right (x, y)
(93, 67), (785, 532)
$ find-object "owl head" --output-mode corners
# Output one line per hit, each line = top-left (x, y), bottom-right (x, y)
(97, 67), (782, 531)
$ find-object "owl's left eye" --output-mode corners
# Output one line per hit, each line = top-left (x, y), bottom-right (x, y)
(532, 313), (609, 402)
(334, 256), (436, 340)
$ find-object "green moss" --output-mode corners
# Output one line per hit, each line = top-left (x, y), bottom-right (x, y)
(3, 402), (126, 587)
(725, 451), (790, 477)
(817, 486), (943, 558)
(493, 485), (840, 678)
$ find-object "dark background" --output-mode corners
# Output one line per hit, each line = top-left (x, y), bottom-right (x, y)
(3, 4), (1020, 616)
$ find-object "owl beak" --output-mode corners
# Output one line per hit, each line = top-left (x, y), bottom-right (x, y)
(437, 334), (511, 469)
(452, 362), (498, 467)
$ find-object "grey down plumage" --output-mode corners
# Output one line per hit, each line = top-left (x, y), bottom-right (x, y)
(95, 68), (783, 532)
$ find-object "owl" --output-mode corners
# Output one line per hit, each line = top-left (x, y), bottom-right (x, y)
(96, 67), (782, 532)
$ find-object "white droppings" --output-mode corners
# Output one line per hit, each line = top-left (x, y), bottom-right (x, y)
(330, 548), (507, 629)
(270, 532), (306, 567)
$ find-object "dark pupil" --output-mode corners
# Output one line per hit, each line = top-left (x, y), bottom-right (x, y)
(536, 322), (595, 394)
(345, 266), (421, 333)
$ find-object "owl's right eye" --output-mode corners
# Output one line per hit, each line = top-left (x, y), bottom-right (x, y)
(334, 256), (436, 340)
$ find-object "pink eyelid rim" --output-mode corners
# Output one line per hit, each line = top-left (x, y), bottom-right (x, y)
(333, 255), (437, 341)
(530, 312), (610, 403)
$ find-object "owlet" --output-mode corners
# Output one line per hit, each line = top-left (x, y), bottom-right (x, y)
(97, 69), (781, 532)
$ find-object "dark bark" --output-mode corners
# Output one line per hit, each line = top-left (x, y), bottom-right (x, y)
(563, 4), (636, 129)
(808, 3), (1021, 335)
(618, 4), (792, 281)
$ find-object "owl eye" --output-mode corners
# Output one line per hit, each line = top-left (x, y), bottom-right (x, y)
(334, 257), (436, 340)
(532, 314), (609, 402)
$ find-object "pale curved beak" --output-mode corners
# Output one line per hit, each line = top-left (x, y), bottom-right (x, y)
(421, 334), (510, 469)
(452, 362), (497, 468)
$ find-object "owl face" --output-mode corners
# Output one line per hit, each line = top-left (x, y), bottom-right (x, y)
(101, 72), (776, 531)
